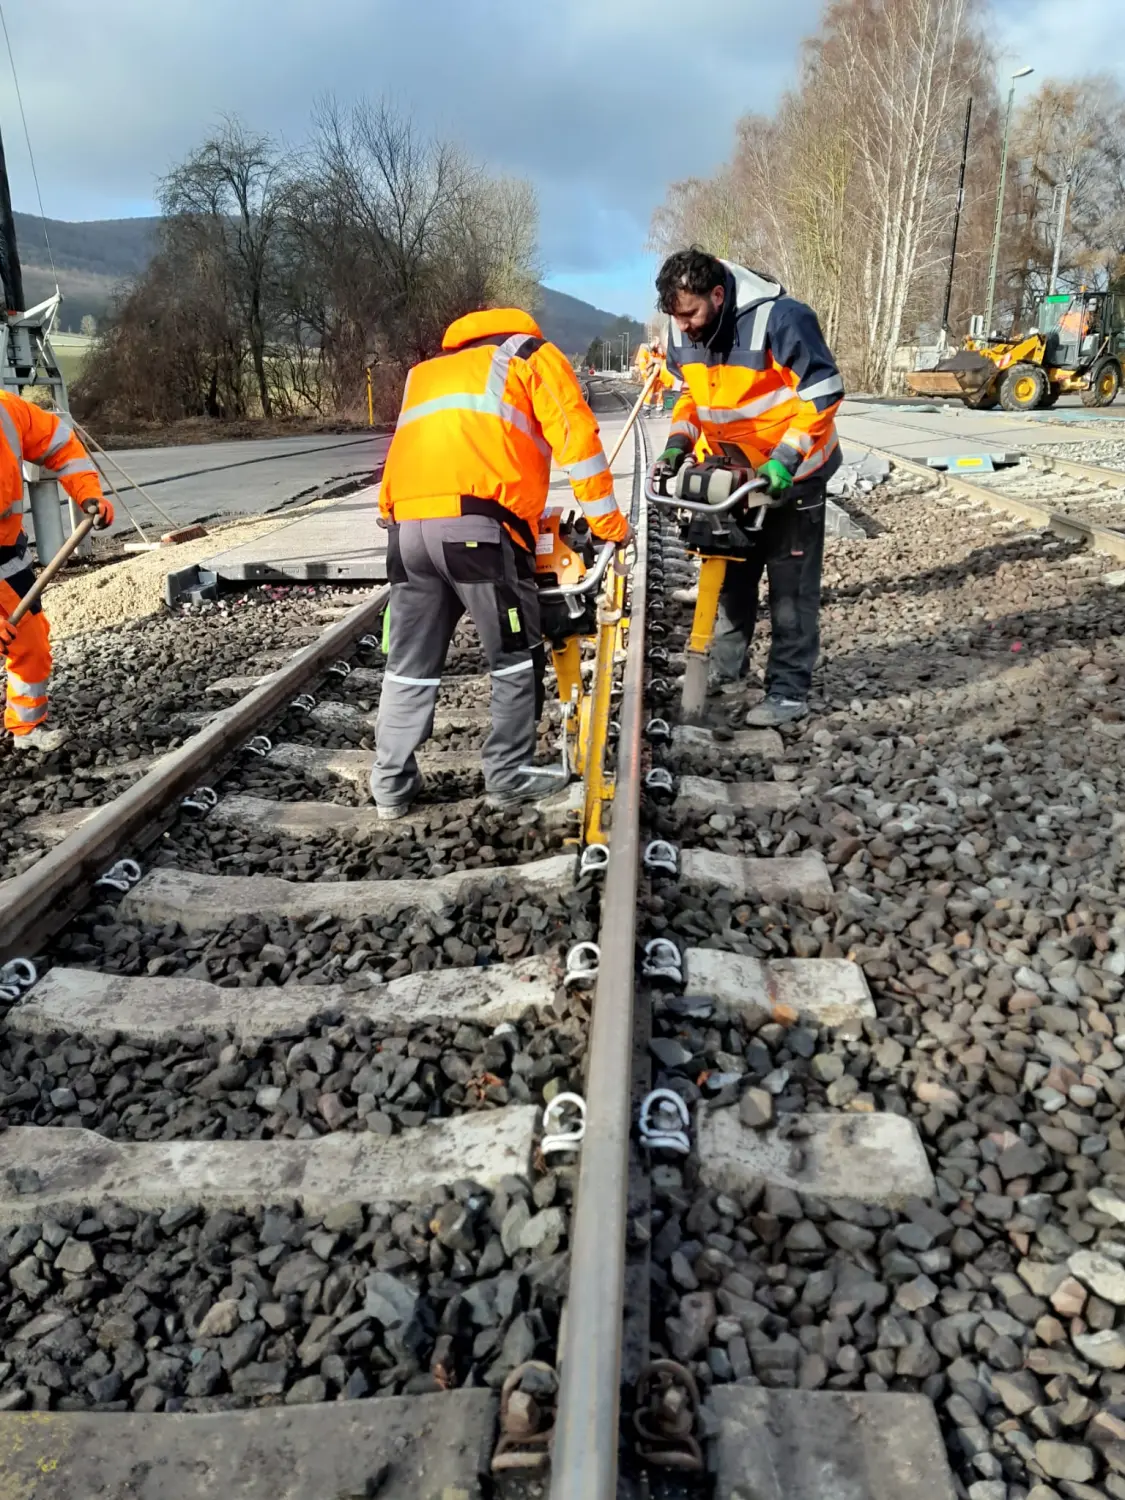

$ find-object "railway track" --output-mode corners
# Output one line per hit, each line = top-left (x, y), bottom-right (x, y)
(2, 390), (1125, 1498)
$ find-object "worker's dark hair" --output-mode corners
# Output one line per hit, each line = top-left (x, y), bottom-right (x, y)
(656, 247), (726, 312)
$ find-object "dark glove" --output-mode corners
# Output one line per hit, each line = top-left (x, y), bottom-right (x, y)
(82, 495), (115, 530)
(759, 459), (794, 498)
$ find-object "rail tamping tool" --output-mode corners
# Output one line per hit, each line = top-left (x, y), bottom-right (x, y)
(646, 449), (770, 722)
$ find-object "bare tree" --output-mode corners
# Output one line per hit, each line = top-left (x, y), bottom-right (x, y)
(161, 117), (291, 417)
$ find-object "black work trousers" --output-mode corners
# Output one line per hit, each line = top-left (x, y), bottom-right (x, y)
(709, 481), (826, 700)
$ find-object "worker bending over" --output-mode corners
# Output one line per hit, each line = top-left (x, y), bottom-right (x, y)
(0, 394), (113, 750)
(655, 248), (842, 727)
(372, 307), (630, 818)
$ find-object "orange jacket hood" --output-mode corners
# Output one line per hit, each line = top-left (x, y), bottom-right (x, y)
(442, 307), (544, 351)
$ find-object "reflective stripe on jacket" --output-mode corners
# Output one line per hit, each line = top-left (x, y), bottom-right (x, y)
(0, 393), (104, 547)
(665, 261), (843, 484)
(380, 308), (628, 545)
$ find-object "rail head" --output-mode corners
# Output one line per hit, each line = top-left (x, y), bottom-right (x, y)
(549, 400), (649, 1500)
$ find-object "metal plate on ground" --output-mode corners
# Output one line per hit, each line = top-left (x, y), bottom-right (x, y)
(0, 1391), (495, 1499)
(201, 487), (387, 584)
(708, 1387), (956, 1500)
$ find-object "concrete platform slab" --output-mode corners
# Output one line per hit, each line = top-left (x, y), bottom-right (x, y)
(121, 855), (576, 930)
(211, 787), (581, 839)
(203, 486), (389, 584)
(679, 850), (833, 909)
(0, 1391), (495, 1499)
(676, 777), (800, 814)
(0, 1107), (538, 1220)
(9, 957), (557, 1043)
(708, 1386), (955, 1500)
(673, 725), (784, 758)
(683, 950), (874, 1026)
(697, 1108), (935, 1206)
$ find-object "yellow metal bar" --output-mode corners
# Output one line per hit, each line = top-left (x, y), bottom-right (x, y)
(688, 555), (727, 654)
(366, 367), (374, 428)
(582, 586), (623, 844)
(552, 637), (585, 774)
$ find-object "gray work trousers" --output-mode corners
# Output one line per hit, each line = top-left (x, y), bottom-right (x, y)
(371, 516), (545, 804)
(710, 483), (826, 699)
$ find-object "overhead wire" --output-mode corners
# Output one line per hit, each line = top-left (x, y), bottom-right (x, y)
(0, 0), (57, 287)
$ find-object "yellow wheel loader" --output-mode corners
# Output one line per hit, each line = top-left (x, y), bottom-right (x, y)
(907, 288), (1125, 412)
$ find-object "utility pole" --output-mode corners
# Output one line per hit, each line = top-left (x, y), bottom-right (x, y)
(1048, 173), (1070, 296)
(0, 124), (25, 314)
(940, 96), (973, 344)
(984, 66), (1034, 336)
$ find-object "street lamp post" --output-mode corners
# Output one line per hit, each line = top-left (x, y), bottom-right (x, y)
(984, 65), (1034, 336)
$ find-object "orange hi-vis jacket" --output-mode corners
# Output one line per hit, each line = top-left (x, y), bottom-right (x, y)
(664, 261), (843, 485)
(380, 309), (628, 547)
(0, 394), (104, 548)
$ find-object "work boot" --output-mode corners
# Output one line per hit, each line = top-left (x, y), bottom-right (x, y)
(486, 770), (568, 811)
(10, 725), (69, 752)
(744, 695), (809, 728)
(374, 772), (424, 821)
(707, 672), (743, 699)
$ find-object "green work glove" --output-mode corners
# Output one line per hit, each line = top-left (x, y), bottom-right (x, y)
(759, 459), (794, 497)
(655, 447), (688, 476)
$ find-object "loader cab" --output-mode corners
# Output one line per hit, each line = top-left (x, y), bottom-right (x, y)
(1039, 291), (1106, 371)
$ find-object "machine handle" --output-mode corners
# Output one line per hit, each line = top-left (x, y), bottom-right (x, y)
(537, 540), (618, 601)
(644, 466), (769, 515)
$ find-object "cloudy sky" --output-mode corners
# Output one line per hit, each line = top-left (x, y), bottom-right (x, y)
(0, 0), (1120, 320)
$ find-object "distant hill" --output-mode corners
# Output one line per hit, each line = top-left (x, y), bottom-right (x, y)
(10, 211), (645, 352)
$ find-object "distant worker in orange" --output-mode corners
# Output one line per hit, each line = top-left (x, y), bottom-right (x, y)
(372, 307), (631, 818)
(644, 341), (673, 419)
(0, 393), (113, 751)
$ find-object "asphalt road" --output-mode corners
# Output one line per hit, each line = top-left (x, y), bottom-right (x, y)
(93, 432), (390, 536)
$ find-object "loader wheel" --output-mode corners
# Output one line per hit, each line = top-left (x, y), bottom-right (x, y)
(999, 362), (1048, 412)
(1081, 359), (1120, 407)
(963, 387), (999, 411)
(1040, 389), (1061, 408)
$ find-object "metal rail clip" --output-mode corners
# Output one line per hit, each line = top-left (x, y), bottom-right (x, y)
(643, 840), (679, 876)
(648, 646), (670, 667)
(638, 1089), (691, 1155)
(642, 937), (683, 984)
(246, 736), (273, 757)
(564, 942), (600, 988)
(290, 694), (317, 713)
(579, 843), (610, 876)
(358, 634), (380, 650)
(0, 958), (38, 1004)
(645, 767), (675, 798)
(491, 1361), (558, 1473)
(181, 786), (218, 813)
(541, 1092), (587, 1157)
(327, 660), (352, 677)
(94, 858), (142, 894)
(634, 1360), (704, 1471)
(645, 718), (672, 744)
(649, 677), (671, 697)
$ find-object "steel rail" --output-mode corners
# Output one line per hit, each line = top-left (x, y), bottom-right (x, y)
(550, 405), (649, 1500)
(0, 586), (388, 958)
(858, 440), (1125, 563)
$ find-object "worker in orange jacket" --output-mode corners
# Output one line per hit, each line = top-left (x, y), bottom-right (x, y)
(373, 307), (631, 818)
(655, 248), (843, 727)
(643, 341), (673, 419)
(0, 394), (114, 750)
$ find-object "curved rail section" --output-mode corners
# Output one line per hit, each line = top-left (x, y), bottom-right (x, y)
(858, 439), (1125, 561)
(551, 407), (649, 1500)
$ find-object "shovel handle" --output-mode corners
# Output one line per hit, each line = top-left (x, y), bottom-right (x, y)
(6, 515), (96, 628)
